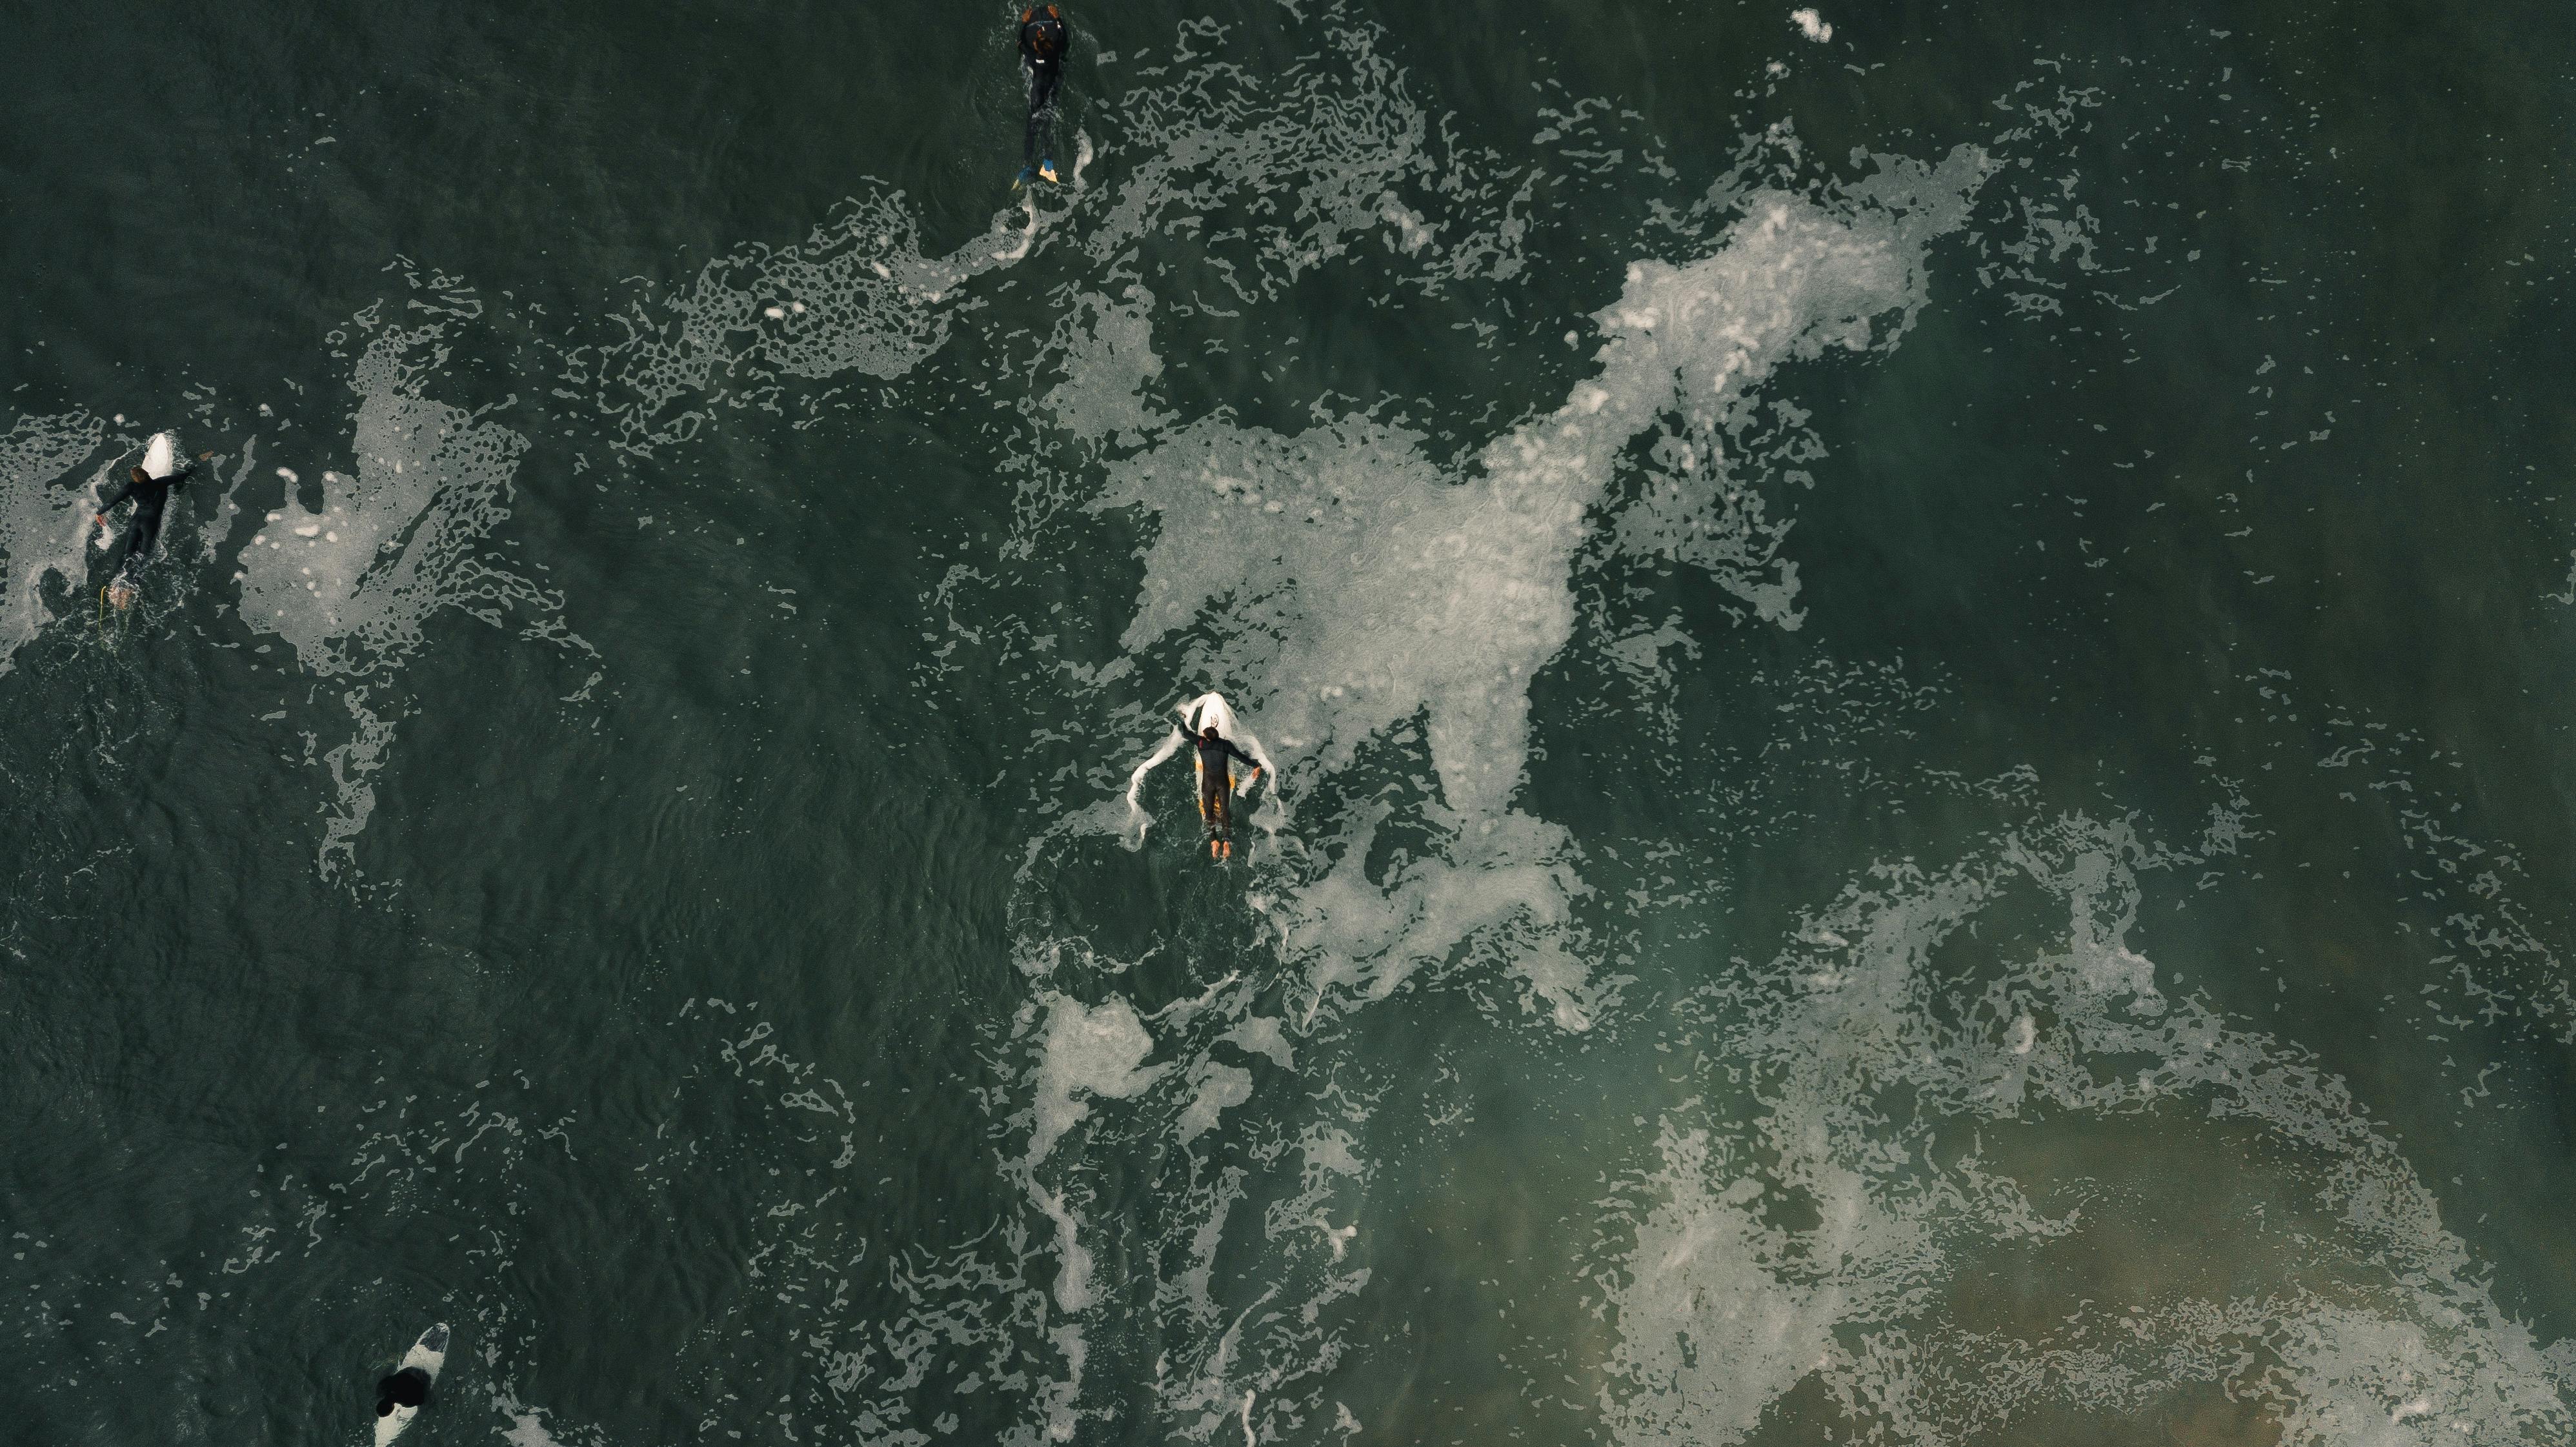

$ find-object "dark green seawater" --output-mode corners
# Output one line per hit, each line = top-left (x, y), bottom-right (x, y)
(5, 1), (2574, 1442)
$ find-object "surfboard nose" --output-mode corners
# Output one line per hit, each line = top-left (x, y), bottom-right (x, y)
(419, 1324), (449, 1352)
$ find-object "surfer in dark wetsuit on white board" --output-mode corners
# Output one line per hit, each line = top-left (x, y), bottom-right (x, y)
(375, 1366), (430, 1419)
(1191, 724), (1261, 861)
(1017, 5), (1071, 188)
(94, 460), (194, 610)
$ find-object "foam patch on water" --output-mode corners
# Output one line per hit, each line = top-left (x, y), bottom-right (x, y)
(577, 191), (1045, 456)
(230, 285), (585, 877)
(0, 412), (107, 671)
(1598, 811), (2575, 1443)
(985, 944), (1387, 1442)
(1041, 288), (1169, 450)
(237, 311), (552, 674)
(1091, 147), (1993, 1026)
(1790, 8), (1834, 43)
(965, 125), (2004, 1446)
(1027, 992), (1169, 1170)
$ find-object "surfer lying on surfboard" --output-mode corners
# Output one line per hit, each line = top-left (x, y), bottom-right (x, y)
(1189, 723), (1261, 861)
(1016, 6), (1071, 188)
(93, 440), (203, 611)
(373, 1323), (448, 1446)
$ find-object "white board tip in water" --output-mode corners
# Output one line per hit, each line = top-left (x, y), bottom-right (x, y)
(141, 432), (177, 480)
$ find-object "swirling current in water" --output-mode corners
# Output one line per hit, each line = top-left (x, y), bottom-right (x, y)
(5, 3), (2574, 1443)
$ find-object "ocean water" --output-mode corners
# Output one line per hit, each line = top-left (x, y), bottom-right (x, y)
(5, 1), (2574, 1442)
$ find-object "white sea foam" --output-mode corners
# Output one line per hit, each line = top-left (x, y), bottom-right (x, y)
(1598, 811), (2576, 1444)
(1174, 1060), (1253, 1148)
(0, 412), (108, 671)
(1790, 8), (1833, 43)
(581, 190), (1042, 454)
(229, 287), (585, 877)
(1026, 991), (1168, 1170)
(1091, 147), (1993, 1027)
(981, 125), (2002, 1447)
(239, 319), (532, 674)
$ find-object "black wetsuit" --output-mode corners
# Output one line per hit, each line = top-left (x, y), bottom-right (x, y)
(374, 1366), (430, 1417)
(97, 466), (190, 586)
(1019, 8), (1071, 170)
(1191, 731), (1257, 839)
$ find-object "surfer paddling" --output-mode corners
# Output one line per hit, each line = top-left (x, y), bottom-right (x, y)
(374, 1366), (430, 1420)
(92, 449), (203, 611)
(1189, 723), (1261, 861)
(1016, 5), (1071, 188)
(372, 1323), (449, 1445)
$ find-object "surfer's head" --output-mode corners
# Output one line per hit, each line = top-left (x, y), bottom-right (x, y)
(130, 465), (149, 485)
(1200, 725), (1218, 740)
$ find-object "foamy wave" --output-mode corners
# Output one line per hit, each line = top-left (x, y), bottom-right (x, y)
(1091, 148), (1993, 1029)
(1598, 810), (2573, 1444)
(0, 412), (111, 672)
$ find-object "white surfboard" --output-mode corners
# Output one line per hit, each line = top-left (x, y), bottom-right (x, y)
(374, 1323), (449, 1446)
(1178, 693), (1276, 798)
(141, 431), (177, 480)
(96, 433), (181, 553)
(1119, 692), (1283, 845)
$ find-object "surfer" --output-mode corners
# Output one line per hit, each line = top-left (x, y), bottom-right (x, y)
(92, 458), (195, 610)
(1190, 723), (1261, 860)
(372, 1323), (449, 1444)
(1016, 5), (1071, 188)
(374, 1366), (430, 1420)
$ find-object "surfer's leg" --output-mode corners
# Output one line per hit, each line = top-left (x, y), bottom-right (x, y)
(1200, 775), (1229, 849)
(1029, 70), (1062, 179)
(1023, 66), (1049, 167)
(105, 556), (142, 609)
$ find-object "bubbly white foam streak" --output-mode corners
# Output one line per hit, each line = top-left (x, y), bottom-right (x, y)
(997, 145), (1997, 1447)
(0, 412), (109, 671)
(229, 289), (585, 877)
(1602, 811), (2576, 1444)
(1096, 147), (1993, 1028)
(237, 317), (533, 674)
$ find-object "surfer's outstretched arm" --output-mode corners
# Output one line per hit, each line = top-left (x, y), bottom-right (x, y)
(94, 464), (188, 526)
